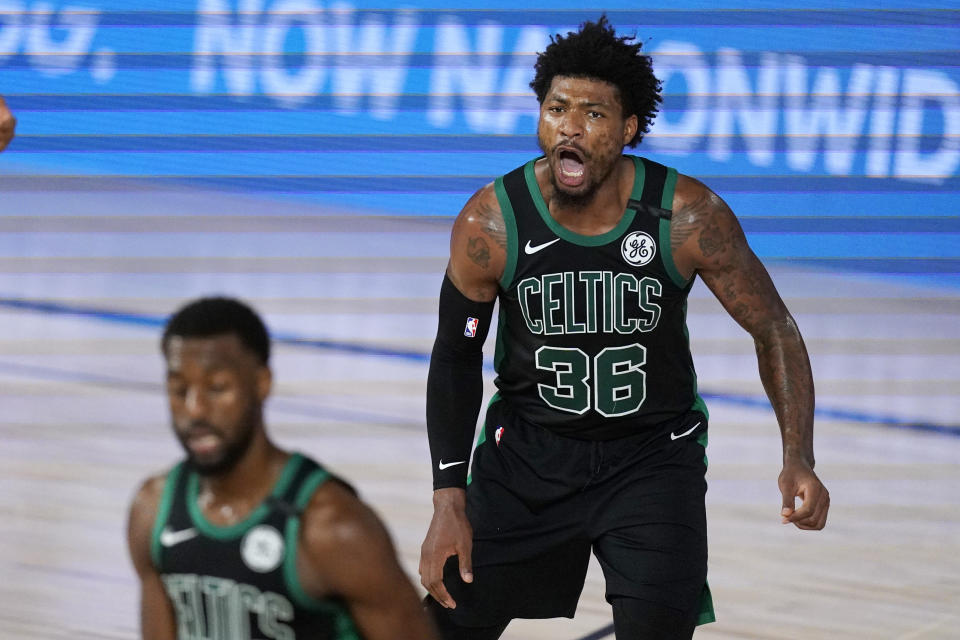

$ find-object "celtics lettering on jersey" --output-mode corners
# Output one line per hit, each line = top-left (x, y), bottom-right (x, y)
(516, 271), (662, 336)
(163, 574), (296, 640)
(515, 270), (662, 417)
(152, 456), (362, 640)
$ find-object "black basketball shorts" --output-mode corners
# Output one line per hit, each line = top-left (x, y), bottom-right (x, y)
(439, 395), (715, 628)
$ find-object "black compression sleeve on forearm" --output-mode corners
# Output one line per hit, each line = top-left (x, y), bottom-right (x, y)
(426, 274), (496, 489)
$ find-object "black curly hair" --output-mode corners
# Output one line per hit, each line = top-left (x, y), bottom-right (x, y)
(530, 15), (661, 147)
(162, 296), (270, 366)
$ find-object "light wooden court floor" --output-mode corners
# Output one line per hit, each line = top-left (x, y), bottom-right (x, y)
(1, 189), (958, 639)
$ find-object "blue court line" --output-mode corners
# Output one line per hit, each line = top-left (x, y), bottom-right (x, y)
(0, 359), (424, 430)
(0, 298), (431, 363)
(2, 297), (958, 438)
(0, 359), (159, 394)
(697, 392), (960, 437)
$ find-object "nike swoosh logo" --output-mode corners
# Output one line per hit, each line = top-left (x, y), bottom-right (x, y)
(438, 460), (467, 470)
(670, 422), (702, 441)
(524, 238), (560, 255)
(160, 527), (198, 547)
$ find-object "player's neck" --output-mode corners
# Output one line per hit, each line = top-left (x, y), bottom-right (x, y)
(541, 155), (633, 235)
(197, 433), (288, 525)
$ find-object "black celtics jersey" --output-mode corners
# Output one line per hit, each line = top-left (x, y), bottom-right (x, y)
(150, 453), (361, 640)
(492, 155), (708, 439)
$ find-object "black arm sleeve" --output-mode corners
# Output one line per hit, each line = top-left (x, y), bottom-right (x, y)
(426, 274), (496, 489)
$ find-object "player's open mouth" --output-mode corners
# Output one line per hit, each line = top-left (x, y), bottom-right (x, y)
(556, 147), (585, 187)
(187, 431), (221, 456)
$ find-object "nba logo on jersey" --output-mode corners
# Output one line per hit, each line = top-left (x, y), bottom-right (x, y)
(495, 426), (504, 446)
(464, 317), (479, 337)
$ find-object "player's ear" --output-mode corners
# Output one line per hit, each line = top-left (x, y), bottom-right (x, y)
(622, 114), (638, 146)
(256, 366), (272, 402)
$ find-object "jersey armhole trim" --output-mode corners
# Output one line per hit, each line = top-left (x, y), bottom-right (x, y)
(282, 517), (363, 640)
(628, 155), (646, 202)
(494, 176), (519, 290)
(283, 468), (363, 640)
(293, 467), (331, 510)
(658, 167), (690, 289)
(149, 462), (183, 569)
(466, 391), (502, 486)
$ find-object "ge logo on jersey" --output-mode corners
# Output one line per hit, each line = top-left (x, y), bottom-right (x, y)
(241, 525), (284, 573)
(621, 231), (657, 267)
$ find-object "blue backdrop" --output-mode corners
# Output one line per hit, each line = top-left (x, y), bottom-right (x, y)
(1, 1), (958, 286)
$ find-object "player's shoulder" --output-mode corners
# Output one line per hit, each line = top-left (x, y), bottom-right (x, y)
(454, 180), (502, 231)
(669, 172), (749, 271)
(449, 179), (508, 283)
(129, 471), (170, 519)
(672, 173), (732, 219)
(127, 470), (172, 571)
(294, 474), (405, 601)
(299, 477), (387, 553)
(668, 172), (742, 250)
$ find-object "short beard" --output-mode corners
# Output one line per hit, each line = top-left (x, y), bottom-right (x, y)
(550, 174), (599, 209)
(177, 403), (260, 476)
(539, 136), (616, 210)
(189, 426), (254, 476)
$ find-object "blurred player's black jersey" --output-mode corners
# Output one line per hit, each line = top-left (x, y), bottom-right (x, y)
(150, 453), (362, 640)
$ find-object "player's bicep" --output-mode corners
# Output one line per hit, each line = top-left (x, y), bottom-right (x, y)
(127, 477), (162, 577)
(698, 241), (790, 337)
(301, 491), (436, 639)
(684, 198), (787, 336)
(127, 476), (177, 640)
(140, 570), (177, 640)
(345, 561), (436, 640)
(447, 184), (505, 302)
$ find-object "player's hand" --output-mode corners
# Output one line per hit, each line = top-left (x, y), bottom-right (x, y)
(419, 487), (473, 609)
(778, 458), (830, 530)
(0, 97), (15, 152)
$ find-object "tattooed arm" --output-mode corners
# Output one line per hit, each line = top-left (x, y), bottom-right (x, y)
(671, 175), (830, 531)
(446, 182), (507, 301)
(419, 183), (506, 610)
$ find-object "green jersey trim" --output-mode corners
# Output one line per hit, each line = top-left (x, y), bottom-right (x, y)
(694, 403), (714, 625)
(292, 466), (331, 510)
(683, 297), (709, 424)
(150, 462), (184, 568)
(467, 391), (501, 486)
(697, 429), (709, 468)
(493, 303), (507, 372)
(494, 174), (518, 374)
(661, 165), (678, 210)
(658, 166), (689, 289)
(523, 157), (643, 247)
(628, 155), (646, 203)
(697, 581), (717, 625)
(282, 491), (362, 640)
(494, 176), (519, 290)
(283, 469), (331, 611)
(186, 453), (305, 540)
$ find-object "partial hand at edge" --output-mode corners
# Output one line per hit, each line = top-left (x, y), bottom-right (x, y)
(0, 97), (16, 152)
(419, 487), (473, 609)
